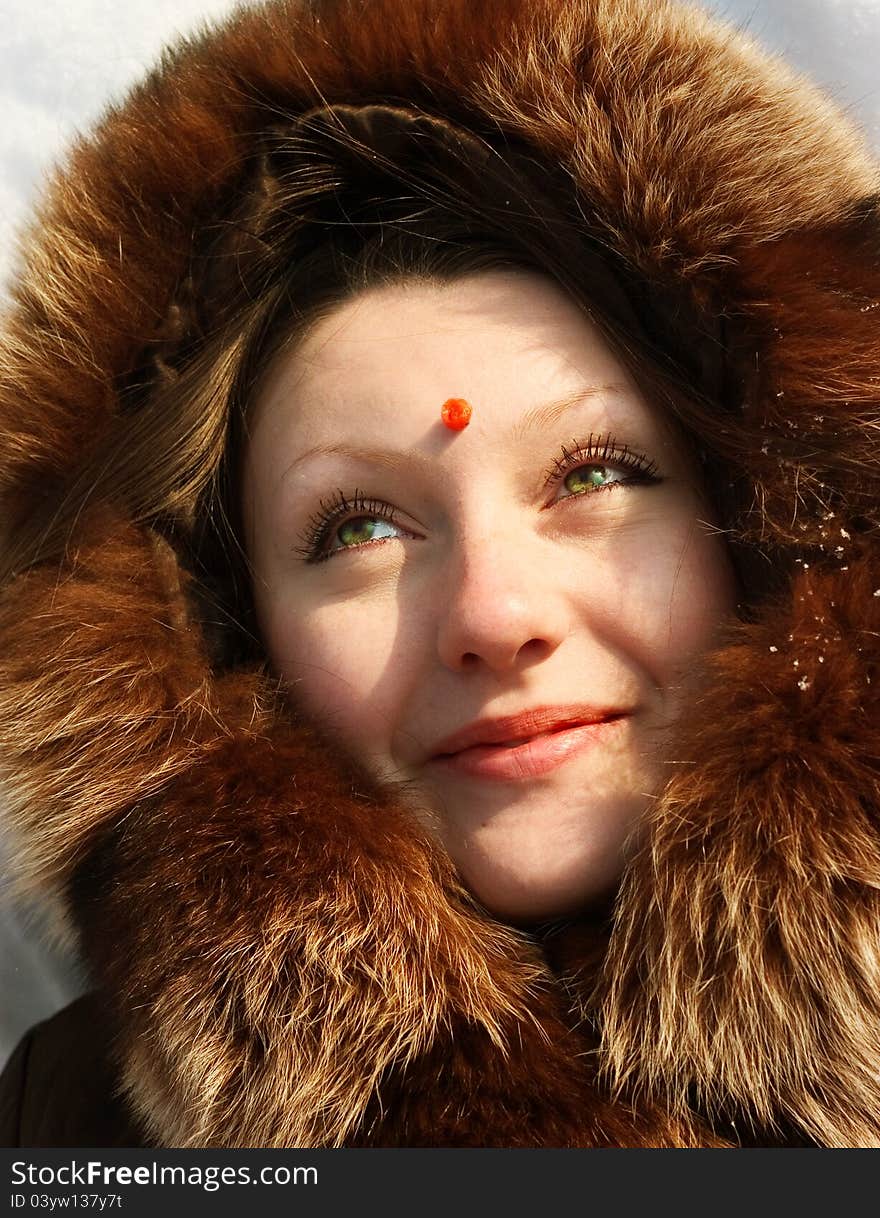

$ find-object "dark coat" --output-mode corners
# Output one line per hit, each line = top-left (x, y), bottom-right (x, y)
(0, 996), (147, 1148)
(1, 0), (879, 1147)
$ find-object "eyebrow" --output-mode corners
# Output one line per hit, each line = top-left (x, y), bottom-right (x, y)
(279, 383), (631, 483)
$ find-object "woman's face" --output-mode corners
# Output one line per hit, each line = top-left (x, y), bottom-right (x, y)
(241, 269), (739, 924)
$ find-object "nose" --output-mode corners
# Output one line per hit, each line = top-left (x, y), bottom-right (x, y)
(435, 523), (570, 673)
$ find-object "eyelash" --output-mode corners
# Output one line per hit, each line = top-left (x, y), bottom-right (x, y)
(293, 433), (662, 564)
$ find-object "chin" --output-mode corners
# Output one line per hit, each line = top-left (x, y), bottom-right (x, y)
(455, 856), (624, 928)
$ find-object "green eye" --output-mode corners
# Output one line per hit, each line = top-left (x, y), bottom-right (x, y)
(564, 465), (615, 494)
(336, 516), (397, 550)
(548, 437), (663, 508)
(338, 518), (379, 547)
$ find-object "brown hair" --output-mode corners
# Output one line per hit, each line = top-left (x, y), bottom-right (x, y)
(4, 104), (759, 672)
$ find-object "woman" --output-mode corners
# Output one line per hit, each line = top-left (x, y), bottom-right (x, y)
(0, 0), (879, 1147)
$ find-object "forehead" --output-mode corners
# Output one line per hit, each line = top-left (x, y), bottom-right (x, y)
(261, 272), (633, 406)
(246, 269), (692, 478)
(294, 270), (629, 374)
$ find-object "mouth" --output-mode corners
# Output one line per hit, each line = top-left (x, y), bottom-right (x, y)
(428, 714), (629, 782)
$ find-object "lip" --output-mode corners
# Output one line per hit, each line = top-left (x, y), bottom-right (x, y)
(427, 705), (630, 782)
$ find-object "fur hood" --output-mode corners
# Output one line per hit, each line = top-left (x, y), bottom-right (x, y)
(2, 0), (880, 1148)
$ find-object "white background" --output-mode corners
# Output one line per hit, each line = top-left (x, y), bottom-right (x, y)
(1, 0), (879, 1067)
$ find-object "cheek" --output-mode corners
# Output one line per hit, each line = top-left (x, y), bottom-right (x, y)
(643, 513), (731, 667)
(257, 589), (398, 744)
(604, 512), (737, 678)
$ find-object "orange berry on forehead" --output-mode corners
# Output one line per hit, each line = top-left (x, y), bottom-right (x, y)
(440, 398), (472, 430)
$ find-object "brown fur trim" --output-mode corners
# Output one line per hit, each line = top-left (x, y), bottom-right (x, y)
(76, 720), (727, 1147)
(598, 538), (880, 1146)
